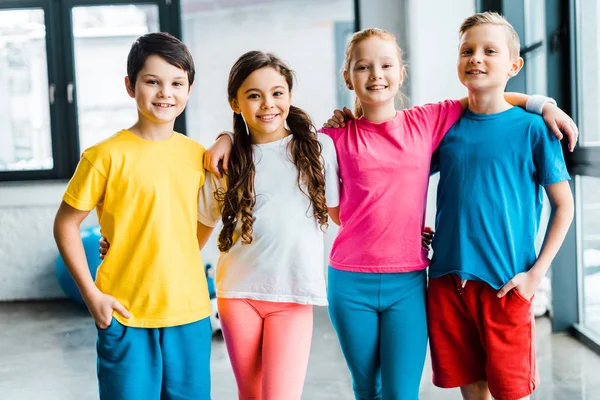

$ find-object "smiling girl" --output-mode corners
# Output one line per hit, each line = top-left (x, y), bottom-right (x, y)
(195, 51), (340, 400)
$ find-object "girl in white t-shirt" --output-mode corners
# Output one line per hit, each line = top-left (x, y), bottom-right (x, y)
(196, 50), (340, 400)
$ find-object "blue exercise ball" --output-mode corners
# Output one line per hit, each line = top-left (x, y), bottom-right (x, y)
(56, 225), (103, 306)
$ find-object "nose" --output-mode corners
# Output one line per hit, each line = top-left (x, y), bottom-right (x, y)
(370, 65), (383, 80)
(158, 84), (172, 98)
(261, 95), (275, 109)
(469, 52), (483, 64)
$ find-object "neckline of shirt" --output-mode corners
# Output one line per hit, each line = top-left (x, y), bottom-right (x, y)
(464, 106), (519, 120)
(355, 111), (402, 133)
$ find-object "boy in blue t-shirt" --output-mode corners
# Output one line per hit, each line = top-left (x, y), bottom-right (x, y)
(428, 12), (574, 400)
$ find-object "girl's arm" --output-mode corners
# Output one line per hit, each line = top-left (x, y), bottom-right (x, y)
(197, 221), (215, 250)
(54, 202), (130, 327)
(497, 180), (574, 299)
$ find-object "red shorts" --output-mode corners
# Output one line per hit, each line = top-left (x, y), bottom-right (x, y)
(427, 274), (539, 400)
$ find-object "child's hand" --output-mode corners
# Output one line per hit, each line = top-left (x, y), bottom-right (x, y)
(98, 236), (110, 260)
(204, 133), (233, 178)
(496, 270), (544, 301)
(322, 107), (355, 128)
(541, 103), (579, 152)
(85, 289), (131, 329)
(421, 226), (434, 250)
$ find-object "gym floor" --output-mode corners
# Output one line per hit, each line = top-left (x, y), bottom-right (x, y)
(1, 301), (599, 399)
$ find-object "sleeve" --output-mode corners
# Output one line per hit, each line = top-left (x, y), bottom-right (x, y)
(531, 122), (570, 186)
(405, 99), (464, 151)
(318, 126), (344, 141)
(319, 134), (340, 208)
(62, 152), (107, 211)
(198, 171), (225, 227)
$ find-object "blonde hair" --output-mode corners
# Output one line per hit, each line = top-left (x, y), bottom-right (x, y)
(459, 12), (521, 58)
(342, 28), (406, 117)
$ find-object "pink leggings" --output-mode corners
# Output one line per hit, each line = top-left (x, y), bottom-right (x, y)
(217, 298), (313, 400)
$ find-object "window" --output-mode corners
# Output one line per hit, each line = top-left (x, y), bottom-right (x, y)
(0, 0), (175, 182)
(578, 176), (600, 337)
(574, 0), (600, 146)
(0, 8), (52, 172)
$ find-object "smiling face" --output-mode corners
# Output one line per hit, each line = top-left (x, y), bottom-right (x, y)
(125, 54), (191, 125)
(230, 66), (291, 143)
(457, 23), (523, 93)
(345, 36), (402, 110)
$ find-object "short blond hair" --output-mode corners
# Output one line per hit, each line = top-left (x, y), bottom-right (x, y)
(342, 28), (406, 117)
(459, 12), (520, 58)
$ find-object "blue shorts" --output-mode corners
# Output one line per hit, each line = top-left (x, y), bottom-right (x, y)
(96, 317), (212, 400)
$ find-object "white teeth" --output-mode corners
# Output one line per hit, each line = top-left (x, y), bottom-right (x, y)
(259, 115), (276, 121)
(154, 103), (173, 107)
(369, 85), (386, 90)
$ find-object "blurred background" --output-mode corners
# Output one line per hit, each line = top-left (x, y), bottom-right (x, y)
(0, 0), (599, 398)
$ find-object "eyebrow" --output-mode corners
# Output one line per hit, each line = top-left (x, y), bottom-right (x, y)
(244, 85), (286, 94)
(141, 73), (187, 80)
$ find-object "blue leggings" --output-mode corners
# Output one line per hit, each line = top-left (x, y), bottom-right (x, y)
(96, 317), (212, 400)
(327, 267), (428, 400)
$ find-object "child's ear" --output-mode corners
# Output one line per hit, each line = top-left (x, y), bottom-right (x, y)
(229, 99), (241, 114)
(125, 76), (135, 98)
(508, 56), (524, 78)
(343, 71), (353, 90)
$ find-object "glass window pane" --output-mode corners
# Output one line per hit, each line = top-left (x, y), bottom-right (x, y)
(575, 0), (600, 147)
(524, 0), (547, 95)
(72, 5), (159, 152)
(0, 9), (52, 171)
(580, 176), (600, 336)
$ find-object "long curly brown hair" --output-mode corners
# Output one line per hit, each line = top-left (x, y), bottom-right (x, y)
(217, 51), (328, 252)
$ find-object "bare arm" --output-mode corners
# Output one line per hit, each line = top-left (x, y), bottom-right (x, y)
(54, 202), (98, 300)
(328, 206), (340, 226)
(54, 201), (130, 327)
(197, 221), (215, 250)
(529, 181), (574, 277)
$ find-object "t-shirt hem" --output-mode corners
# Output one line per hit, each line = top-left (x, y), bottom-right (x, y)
(329, 260), (429, 273)
(112, 307), (212, 328)
(217, 291), (328, 306)
(428, 269), (503, 290)
(62, 192), (96, 211)
(197, 213), (217, 227)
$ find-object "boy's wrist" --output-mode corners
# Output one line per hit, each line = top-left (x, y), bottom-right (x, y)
(526, 94), (557, 115)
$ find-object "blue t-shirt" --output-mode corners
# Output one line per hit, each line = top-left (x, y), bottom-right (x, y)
(429, 107), (570, 289)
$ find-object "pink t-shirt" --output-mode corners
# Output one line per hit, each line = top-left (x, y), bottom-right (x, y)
(321, 100), (463, 273)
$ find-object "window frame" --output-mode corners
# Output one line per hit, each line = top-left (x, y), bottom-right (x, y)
(0, 0), (183, 182)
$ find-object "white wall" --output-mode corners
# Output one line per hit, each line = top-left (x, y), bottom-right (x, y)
(0, 0), (476, 301)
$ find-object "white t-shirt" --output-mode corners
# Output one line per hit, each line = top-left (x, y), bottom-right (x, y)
(198, 133), (340, 306)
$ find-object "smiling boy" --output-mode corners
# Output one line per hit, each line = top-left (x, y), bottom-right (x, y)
(427, 12), (574, 400)
(53, 33), (212, 399)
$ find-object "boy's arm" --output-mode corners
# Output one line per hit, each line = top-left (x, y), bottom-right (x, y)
(328, 206), (340, 226)
(197, 221), (215, 250)
(504, 93), (579, 151)
(204, 133), (233, 178)
(497, 181), (574, 299)
(54, 201), (130, 327)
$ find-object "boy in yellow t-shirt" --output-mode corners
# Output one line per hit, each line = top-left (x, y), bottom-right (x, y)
(53, 32), (211, 399)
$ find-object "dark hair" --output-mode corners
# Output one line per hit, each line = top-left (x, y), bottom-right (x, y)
(216, 50), (328, 252)
(127, 32), (195, 90)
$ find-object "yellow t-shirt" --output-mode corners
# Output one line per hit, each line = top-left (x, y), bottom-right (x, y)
(63, 129), (211, 328)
